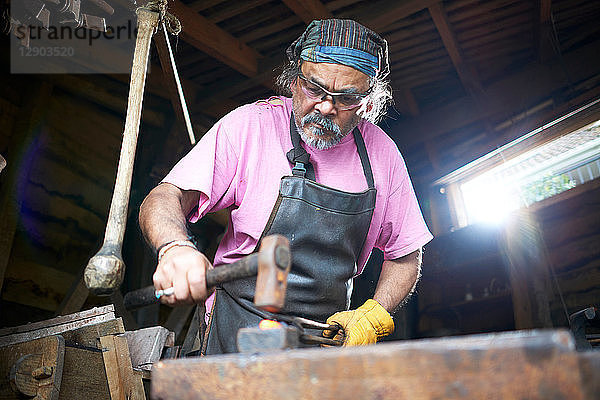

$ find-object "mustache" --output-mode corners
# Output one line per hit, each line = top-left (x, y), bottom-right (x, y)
(301, 112), (341, 134)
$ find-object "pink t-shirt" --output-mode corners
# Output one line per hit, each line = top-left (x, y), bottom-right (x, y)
(163, 96), (432, 288)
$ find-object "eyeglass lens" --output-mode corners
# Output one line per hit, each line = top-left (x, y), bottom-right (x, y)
(298, 76), (365, 109)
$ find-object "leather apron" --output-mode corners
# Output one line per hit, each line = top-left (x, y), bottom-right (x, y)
(204, 115), (377, 354)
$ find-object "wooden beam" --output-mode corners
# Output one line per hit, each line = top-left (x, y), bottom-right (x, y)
(428, 2), (483, 97)
(364, 0), (440, 31)
(538, 0), (554, 62)
(51, 75), (166, 128)
(281, 0), (332, 24)
(191, 0), (442, 109)
(170, 0), (260, 78)
(396, 88), (420, 117)
(391, 39), (600, 149)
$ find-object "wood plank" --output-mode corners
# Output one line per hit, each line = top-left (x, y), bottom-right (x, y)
(23, 182), (105, 237)
(0, 305), (115, 347)
(1, 259), (75, 312)
(190, 0), (444, 108)
(208, 0), (272, 24)
(170, 0), (260, 78)
(100, 335), (126, 400)
(45, 94), (123, 161)
(0, 81), (53, 294)
(281, 0), (332, 24)
(61, 318), (125, 349)
(547, 233), (600, 273)
(50, 75), (166, 128)
(428, 2), (483, 97)
(391, 38), (600, 148)
(59, 346), (110, 400)
(0, 335), (64, 400)
(396, 88), (420, 117)
(28, 153), (112, 217)
(15, 212), (97, 267)
(364, 0), (440, 31)
(152, 329), (598, 400)
(100, 335), (145, 400)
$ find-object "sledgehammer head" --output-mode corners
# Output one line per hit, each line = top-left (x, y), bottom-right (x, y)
(84, 244), (125, 296)
(254, 235), (291, 312)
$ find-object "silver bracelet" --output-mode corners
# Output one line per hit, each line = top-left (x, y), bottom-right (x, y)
(157, 240), (197, 264)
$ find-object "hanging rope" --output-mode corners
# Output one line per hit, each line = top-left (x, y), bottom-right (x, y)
(142, 0), (181, 35)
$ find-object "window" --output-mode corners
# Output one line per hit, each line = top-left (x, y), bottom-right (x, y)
(435, 100), (600, 228)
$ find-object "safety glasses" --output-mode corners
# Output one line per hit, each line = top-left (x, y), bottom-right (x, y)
(297, 74), (371, 110)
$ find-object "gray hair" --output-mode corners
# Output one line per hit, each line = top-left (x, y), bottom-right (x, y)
(274, 59), (393, 124)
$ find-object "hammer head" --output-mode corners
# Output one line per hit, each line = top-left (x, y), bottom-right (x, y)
(254, 235), (291, 312)
(84, 245), (125, 296)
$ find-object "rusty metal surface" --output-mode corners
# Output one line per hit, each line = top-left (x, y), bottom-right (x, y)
(237, 326), (300, 353)
(152, 329), (600, 400)
(121, 326), (170, 371)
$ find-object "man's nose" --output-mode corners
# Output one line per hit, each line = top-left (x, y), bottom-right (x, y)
(314, 95), (337, 115)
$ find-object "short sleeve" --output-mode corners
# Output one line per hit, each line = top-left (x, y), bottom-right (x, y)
(161, 117), (239, 222)
(375, 157), (433, 260)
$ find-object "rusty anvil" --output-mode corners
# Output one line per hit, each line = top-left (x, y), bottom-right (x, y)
(123, 235), (291, 313)
(237, 317), (342, 353)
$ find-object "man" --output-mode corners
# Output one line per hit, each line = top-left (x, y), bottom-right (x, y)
(139, 19), (433, 354)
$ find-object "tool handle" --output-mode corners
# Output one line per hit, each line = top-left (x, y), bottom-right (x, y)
(123, 253), (259, 310)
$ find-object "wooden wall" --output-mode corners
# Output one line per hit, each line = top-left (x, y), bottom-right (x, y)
(0, 58), (187, 326)
(417, 179), (600, 337)
(532, 180), (600, 326)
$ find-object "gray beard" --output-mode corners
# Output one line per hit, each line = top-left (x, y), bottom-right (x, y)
(298, 112), (344, 150)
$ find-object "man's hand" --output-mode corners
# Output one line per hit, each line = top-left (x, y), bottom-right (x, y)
(323, 299), (394, 346)
(153, 245), (213, 305)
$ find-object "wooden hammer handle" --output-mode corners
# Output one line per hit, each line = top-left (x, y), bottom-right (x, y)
(84, 8), (159, 295)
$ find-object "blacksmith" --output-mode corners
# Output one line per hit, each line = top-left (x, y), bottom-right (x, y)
(139, 19), (433, 354)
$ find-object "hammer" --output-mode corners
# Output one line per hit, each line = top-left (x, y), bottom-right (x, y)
(83, 8), (160, 296)
(123, 235), (291, 311)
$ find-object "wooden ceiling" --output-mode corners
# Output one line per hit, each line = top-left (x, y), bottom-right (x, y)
(141, 0), (600, 183)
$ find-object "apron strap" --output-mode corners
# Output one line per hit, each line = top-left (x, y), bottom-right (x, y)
(352, 127), (375, 189)
(286, 113), (316, 180)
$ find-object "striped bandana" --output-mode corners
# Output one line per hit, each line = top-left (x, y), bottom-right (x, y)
(287, 19), (387, 78)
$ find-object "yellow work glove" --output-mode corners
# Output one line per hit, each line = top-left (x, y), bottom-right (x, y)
(323, 299), (394, 346)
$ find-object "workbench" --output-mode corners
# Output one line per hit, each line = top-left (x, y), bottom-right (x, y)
(152, 329), (600, 400)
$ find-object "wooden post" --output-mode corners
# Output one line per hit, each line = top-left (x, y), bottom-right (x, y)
(501, 209), (553, 329)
